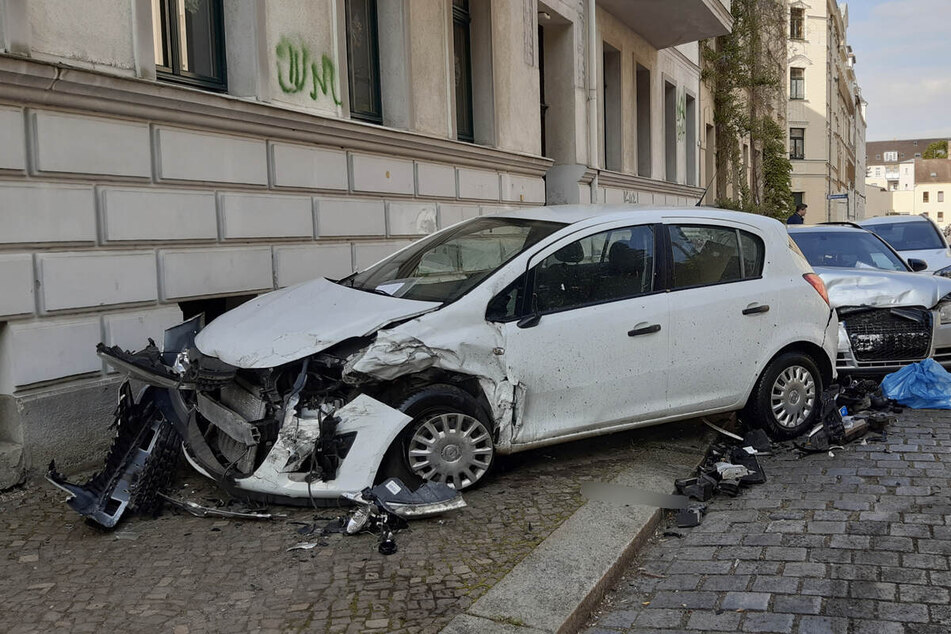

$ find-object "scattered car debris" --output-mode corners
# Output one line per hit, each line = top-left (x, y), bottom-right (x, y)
(286, 542), (323, 552)
(335, 478), (465, 555)
(796, 379), (898, 453)
(703, 418), (744, 441)
(158, 493), (276, 520)
(675, 504), (707, 528)
(46, 382), (181, 528)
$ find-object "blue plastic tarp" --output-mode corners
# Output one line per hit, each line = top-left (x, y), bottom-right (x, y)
(881, 359), (951, 410)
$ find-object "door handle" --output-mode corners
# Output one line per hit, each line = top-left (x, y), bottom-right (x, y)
(742, 304), (770, 316)
(628, 323), (661, 337)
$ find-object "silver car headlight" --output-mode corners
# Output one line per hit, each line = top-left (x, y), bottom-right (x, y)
(939, 301), (951, 325)
(935, 265), (951, 279)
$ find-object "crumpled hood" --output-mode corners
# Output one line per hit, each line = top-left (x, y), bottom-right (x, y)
(194, 278), (440, 368)
(815, 266), (951, 309)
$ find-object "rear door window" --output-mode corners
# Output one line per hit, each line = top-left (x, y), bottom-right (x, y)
(669, 225), (764, 289)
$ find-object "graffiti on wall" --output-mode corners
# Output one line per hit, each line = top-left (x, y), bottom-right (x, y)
(275, 36), (342, 105)
(676, 90), (687, 142)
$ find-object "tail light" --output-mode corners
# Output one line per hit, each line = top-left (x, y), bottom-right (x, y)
(803, 273), (830, 306)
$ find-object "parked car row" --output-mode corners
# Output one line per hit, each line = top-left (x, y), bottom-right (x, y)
(50, 207), (951, 527)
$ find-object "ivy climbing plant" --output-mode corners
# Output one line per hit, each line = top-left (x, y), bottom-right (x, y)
(701, 0), (792, 220)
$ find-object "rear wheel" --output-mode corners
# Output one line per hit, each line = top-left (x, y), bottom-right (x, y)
(742, 352), (821, 440)
(378, 384), (495, 490)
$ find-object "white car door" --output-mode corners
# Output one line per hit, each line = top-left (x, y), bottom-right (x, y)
(496, 222), (670, 444)
(665, 222), (781, 414)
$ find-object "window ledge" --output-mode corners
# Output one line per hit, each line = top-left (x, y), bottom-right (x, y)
(0, 54), (552, 177)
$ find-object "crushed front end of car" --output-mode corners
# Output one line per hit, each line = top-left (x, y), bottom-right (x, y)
(818, 267), (951, 375)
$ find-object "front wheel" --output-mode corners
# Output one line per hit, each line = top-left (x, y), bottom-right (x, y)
(378, 384), (495, 490)
(742, 352), (822, 440)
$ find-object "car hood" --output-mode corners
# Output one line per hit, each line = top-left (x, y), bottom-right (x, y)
(815, 266), (951, 309)
(194, 278), (441, 368)
(895, 248), (951, 272)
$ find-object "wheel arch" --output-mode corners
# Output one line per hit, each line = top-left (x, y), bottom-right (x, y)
(372, 369), (497, 432)
(743, 341), (833, 409)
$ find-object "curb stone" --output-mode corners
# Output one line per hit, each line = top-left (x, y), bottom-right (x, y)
(441, 428), (716, 633)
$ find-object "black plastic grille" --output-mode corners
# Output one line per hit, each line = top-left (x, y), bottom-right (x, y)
(843, 308), (932, 362)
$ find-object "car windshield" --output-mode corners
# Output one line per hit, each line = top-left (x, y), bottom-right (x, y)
(864, 221), (945, 251)
(790, 230), (909, 272)
(341, 217), (566, 303)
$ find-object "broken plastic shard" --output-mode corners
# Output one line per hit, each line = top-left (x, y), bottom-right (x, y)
(347, 478), (467, 519)
(158, 494), (274, 520)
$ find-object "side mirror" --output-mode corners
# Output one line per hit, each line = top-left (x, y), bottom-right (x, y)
(908, 258), (929, 272)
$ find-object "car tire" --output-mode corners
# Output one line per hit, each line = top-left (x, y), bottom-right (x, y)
(378, 384), (495, 490)
(742, 352), (822, 441)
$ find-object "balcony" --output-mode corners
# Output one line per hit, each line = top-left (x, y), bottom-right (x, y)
(599, 0), (733, 49)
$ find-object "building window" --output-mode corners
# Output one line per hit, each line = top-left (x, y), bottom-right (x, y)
(453, 0), (474, 143)
(790, 8), (805, 39)
(636, 64), (652, 177)
(793, 191), (805, 208)
(916, 153), (922, 158)
(790, 128), (805, 160)
(152, 0), (227, 91)
(940, 191), (945, 203)
(346, 0), (383, 123)
(790, 68), (805, 99)
(884, 151), (897, 162)
(924, 191), (930, 203)
(876, 154), (881, 160)
(602, 43), (622, 171)
(940, 212), (945, 221)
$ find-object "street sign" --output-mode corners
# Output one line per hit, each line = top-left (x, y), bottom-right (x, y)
(827, 193), (849, 200)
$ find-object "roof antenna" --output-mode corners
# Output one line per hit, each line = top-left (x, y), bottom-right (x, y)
(696, 169), (717, 207)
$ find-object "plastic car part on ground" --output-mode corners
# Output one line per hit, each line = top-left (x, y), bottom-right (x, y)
(582, 421), (770, 529)
(337, 478), (466, 555)
(795, 380), (898, 453)
(882, 358), (951, 409)
(46, 382), (181, 528)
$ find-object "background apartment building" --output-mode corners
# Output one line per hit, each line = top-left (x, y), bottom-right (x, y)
(0, 0), (732, 485)
(786, 0), (866, 222)
(866, 149), (951, 227)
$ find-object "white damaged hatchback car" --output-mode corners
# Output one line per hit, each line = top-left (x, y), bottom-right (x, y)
(51, 206), (837, 525)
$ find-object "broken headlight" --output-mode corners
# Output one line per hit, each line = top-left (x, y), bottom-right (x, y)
(936, 265), (951, 279)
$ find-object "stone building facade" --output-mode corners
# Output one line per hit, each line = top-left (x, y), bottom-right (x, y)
(0, 0), (731, 484)
(786, 0), (866, 222)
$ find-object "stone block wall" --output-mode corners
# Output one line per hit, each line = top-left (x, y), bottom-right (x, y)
(0, 104), (545, 398)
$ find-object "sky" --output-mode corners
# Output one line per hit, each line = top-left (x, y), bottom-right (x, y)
(846, 0), (951, 142)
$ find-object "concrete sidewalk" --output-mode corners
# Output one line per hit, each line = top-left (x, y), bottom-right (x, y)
(442, 423), (714, 633)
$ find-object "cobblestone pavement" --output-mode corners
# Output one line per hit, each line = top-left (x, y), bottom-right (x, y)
(0, 420), (704, 634)
(585, 409), (951, 633)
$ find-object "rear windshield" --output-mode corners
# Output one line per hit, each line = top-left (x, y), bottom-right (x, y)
(790, 231), (908, 272)
(865, 221), (945, 251)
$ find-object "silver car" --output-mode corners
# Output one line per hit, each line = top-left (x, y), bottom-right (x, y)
(858, 215), (951, 276)
(789, 224), (951, 375)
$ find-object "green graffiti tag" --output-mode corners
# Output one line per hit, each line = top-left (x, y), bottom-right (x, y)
(676, 91), (687, 142)
(275, 36), (342, 105)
